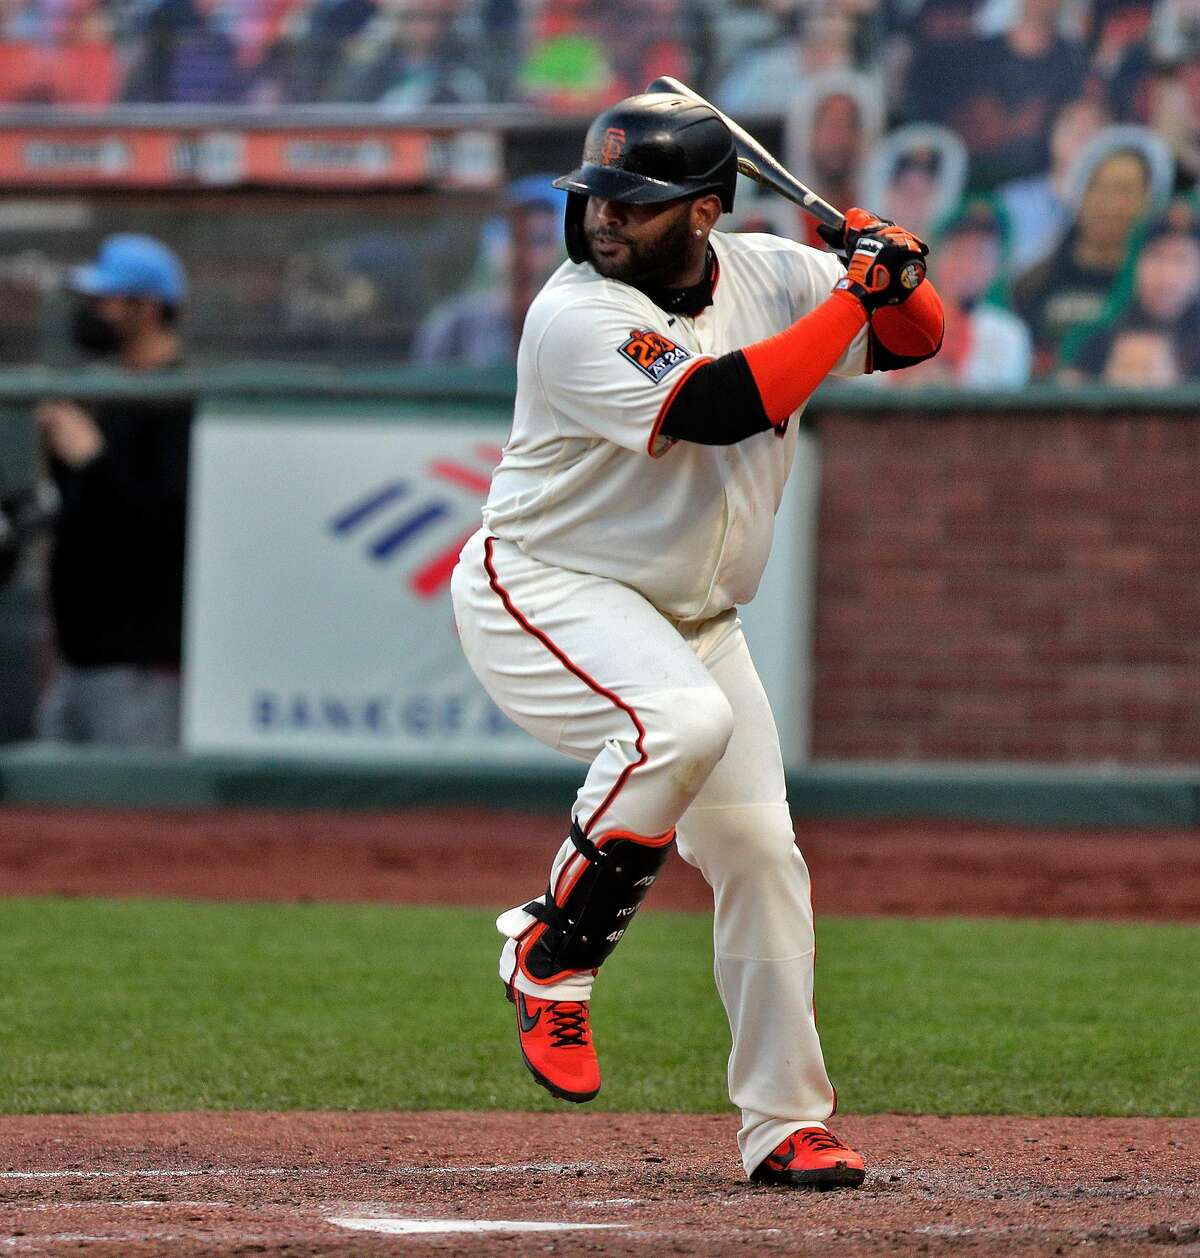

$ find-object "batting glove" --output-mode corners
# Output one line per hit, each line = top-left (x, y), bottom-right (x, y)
(834, 226), (929, 312)
(818, 206), (894, 261)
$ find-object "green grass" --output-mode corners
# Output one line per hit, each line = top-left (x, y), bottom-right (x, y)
(1, 897), (1196, 1116)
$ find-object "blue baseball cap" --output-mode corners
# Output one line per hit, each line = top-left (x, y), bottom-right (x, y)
(69, 234), (187, 305)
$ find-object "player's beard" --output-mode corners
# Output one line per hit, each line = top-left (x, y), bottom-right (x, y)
(586, 207), (695, 287)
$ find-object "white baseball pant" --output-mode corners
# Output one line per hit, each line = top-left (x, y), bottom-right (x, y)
(451, 529), (837, 1175)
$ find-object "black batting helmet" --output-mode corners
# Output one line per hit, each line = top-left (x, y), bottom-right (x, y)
(554, 93), (738, 263)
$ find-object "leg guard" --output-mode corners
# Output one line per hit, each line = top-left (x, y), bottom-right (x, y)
(519, 820), (675, 986)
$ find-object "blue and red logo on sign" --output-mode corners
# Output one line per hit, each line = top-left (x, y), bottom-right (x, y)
(328, 442), (499, 598)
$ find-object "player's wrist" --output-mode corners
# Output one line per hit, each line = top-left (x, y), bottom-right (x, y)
(829, 284), (874, 319)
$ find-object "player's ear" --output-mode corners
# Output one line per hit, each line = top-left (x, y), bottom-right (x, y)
(690, 194), (722, 237)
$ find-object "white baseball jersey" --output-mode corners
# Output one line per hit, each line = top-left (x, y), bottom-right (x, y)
(455, 228), (868, 1174)
(482, 229), (869, 621)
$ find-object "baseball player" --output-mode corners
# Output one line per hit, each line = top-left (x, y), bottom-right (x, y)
(451, 92), (943, 1189)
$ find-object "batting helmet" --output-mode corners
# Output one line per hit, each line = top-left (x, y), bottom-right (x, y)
(554, 93), (738, 263)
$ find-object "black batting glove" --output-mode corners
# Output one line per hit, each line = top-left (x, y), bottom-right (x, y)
(817, 206), (895, 260)
(834, 226), (929, 312)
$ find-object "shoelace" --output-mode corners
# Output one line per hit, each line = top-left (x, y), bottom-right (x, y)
(795, 1129), (848, 1154)
(548, 1003), (590, 1049)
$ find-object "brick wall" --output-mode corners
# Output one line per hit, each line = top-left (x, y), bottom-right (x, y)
(809, 410), (1200, 764)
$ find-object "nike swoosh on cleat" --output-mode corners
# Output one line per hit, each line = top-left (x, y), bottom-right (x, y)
(767, 1140), (796, 1169)
(517, 994), (542, 1033)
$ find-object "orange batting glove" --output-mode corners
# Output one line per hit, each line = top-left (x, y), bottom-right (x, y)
(834, 231), (928, 312)
(818, 206), (893, 259)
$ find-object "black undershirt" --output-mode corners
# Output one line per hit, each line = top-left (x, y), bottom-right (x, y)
(635, 249), (773, 445)
(634, 247), (718, 318)
(659, 353), (772, 445)
(638, 250), (936, 448)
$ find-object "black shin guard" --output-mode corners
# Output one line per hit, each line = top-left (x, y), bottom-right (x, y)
(522, 820), (674, 981)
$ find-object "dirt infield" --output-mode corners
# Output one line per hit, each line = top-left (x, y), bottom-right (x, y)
(2, 1111), (1197, 1256)
(3, 805), (1200, 920)
(3, 805), (1198, 1254)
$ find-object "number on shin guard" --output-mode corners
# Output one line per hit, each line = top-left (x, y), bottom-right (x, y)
(521, 820), (675, 980)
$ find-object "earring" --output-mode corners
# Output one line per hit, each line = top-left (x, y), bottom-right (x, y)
(694, 229), (703, 238)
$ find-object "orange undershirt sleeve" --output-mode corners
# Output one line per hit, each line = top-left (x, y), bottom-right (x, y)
(741, 289), (867, 427)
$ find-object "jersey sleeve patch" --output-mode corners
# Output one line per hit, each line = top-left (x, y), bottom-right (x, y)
(617, 329), (692, 383)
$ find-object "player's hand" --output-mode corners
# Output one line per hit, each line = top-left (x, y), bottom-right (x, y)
(817, 207), (894, 260)
(35, 400), (104, 468)
(833, 226), (928, 312)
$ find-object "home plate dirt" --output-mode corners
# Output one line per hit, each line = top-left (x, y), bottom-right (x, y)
(2, 1111), (1197, 1255)
(3, 808), (1198, 1253)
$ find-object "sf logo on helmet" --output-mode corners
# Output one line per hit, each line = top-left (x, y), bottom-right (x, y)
(600, 128), (626, 166)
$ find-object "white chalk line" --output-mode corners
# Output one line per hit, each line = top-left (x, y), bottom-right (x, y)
(0, 1167), (328, 1180)
(3, 1234), (115, 1245)
(329, 1217), (621, 1236)
(0, 1234), (200, 1247)
(908, 1222), (1168, 1241)
(391, 1161), (603, 1176)
(11, 1200), (230, 1211)
(0, 1231), (244, 1249)
(0, 1160), (599, 1182)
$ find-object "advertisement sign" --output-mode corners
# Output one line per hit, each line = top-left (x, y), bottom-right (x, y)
(0, 127), (501, 189)
(183, 407), (817, 766)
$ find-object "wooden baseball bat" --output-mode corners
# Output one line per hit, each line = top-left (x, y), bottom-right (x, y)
(645, 76), (846, 232)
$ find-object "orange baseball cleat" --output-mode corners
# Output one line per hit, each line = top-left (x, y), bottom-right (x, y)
(507, 987), (601, 1103)
(750, 1127), (866, 1190)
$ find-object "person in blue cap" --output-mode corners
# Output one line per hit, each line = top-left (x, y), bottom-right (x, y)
(34, 234), (194, 746)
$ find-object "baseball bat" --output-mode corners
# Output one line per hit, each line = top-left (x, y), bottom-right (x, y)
(645, 76), (846, 232)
